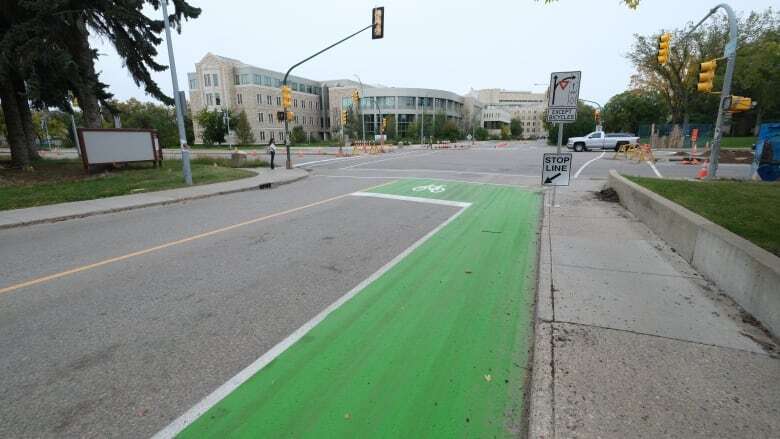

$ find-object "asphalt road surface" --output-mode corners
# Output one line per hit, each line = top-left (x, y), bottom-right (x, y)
(0, 140), (752, 437)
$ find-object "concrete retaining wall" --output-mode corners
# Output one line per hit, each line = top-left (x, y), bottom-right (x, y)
(608, 170), (780, 337)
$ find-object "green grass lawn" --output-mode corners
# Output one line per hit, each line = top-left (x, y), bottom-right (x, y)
(0, 158), (257, 211)
(637, 135), (756, 149)
(190, 142), (341, 149)
(719, 136), (757, 148)
(627, 176), (780, 256)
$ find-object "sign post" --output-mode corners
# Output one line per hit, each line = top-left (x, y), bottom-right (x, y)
(546, 71), (581, 207)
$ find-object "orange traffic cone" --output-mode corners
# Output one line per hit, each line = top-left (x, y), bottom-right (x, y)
(696, 160), (709, 179)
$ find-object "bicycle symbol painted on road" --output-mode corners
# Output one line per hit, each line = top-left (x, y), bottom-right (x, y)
(412, 184), (446, 193)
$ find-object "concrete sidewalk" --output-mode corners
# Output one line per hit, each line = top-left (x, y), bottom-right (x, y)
(0, 168), (307, 230)
(529, 180), (780, 438)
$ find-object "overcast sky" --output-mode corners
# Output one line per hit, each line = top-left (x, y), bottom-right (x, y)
(93, 0), (775, 106)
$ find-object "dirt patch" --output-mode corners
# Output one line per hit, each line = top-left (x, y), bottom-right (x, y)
(672, 149), (753, 164)
(595, 187), (619, 203)
(739, 310), (780, 358)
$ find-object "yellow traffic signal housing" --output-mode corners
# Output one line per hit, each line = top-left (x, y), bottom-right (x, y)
(286, 111), (294, 122)
(282, 85), (292, 108)
(697, 59), (717, 93)
(726, 96), (754, 113)
(340, 110), (347, 124)
(381, 117), (387, 132)
(657, 32), (671, 65)
(351, 90), (360, 107)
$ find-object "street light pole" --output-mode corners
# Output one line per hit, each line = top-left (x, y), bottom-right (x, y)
(353, 74), (366, 142)
(161, 0), (192, 185)
(580, 99), (603, 131)
(223, 110), (232, 149)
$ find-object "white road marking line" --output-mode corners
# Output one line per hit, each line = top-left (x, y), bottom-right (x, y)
(347, 168), (538, 178)
(294, 155), (365, 167)
(646, 161), (663, 178)
(152, 195), (469, 439)
(340, 151), (435, 169)
(574, 151), (605, 178)
(311, 175), (530, 188)
(351, 191), (472, 208)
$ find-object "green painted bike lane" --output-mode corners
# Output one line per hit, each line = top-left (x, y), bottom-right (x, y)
(178, 179), (541, 438)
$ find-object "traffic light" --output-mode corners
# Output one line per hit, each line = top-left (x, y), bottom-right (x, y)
(380, 117), (387, 133)
(724, 96), (755, 113)
(594, 109), (601, 125)
(657, 32), (671, 65)
(351, 90), (360, 107)
(282, 85), (292, 108)
(697, 59), (717, 93)
(286, 111), (294, 123)
(340, 110), (347, 124)
(372, 7), (384, 39)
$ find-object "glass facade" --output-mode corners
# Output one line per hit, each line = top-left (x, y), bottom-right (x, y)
(398, 96), (416, 109)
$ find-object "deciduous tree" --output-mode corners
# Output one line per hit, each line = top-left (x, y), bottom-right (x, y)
(234, 110), (255, 145)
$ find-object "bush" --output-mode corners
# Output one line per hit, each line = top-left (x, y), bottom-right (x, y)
(474, 127), (489, 141)
(290, 126), (306, 144)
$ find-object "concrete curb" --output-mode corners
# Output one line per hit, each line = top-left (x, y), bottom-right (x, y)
(608, 170), (780, 337)
(0, 169), (308, 230)
(527, 191), (555, 438)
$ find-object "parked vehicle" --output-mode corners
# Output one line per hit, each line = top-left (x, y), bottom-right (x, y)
(566, 131), (639, 152)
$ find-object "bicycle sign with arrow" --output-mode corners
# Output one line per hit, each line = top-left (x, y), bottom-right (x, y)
(547, 71), (581, 123)
(541, 153), (572, 186)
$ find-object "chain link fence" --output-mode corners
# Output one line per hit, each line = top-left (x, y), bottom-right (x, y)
(638, 123), (715, 149)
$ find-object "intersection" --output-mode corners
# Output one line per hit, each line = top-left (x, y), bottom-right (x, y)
(0, 142), (760, 437)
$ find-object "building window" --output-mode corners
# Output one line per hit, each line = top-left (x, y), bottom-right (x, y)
(257, 94), (261, 105)
(206, 93), (213, 105)
(293, 99), (297, 108)
(254, 74), (262, 85)
(212, 74), (218, 87)
(204, 74), (211, 87)
(259, 131), (266, 141)
(276, 96), (281, 106)
(258, 113), (264, 123)
(268, 113), (273, 125)
(236, 93), (242, 104)
(234, 74), (240, 84)
(267, 95), (272, 105)
(215, 93), (221, 106)
(189, 78), (198, 89)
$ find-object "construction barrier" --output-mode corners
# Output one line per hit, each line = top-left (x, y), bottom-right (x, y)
(613, 143), (655, 162)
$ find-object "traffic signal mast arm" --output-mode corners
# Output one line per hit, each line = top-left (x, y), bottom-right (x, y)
(279, 8), (383, 168)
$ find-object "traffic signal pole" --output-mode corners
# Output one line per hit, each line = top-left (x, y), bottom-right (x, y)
(281, 23), (374, 169)
(684, 3), (737, 179)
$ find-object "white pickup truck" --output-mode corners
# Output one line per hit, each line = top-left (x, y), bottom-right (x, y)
(566, 131), (639, 152)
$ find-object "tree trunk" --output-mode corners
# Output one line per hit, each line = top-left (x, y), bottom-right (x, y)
(0, 75), (30, 168)
(71, 22), (103, 128)
(13, 76), (40, 159)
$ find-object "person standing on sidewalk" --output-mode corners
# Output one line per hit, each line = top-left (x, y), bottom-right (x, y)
(268, 138), (276, 169)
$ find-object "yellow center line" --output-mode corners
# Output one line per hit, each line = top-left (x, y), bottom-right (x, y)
(0, 181), (396, 296)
